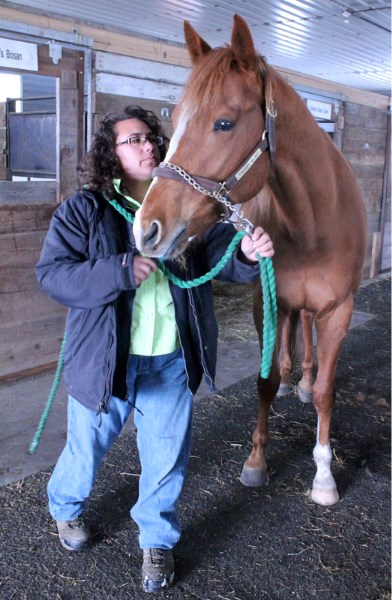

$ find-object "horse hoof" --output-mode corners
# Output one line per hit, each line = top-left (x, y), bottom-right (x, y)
(298, 386), (313, 404)
(277, 382), (290, 397)
(240, 467), (268, 487)
(311, 487), (339, 506)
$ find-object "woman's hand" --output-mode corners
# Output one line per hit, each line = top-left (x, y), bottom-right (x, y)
(133, 255), (157, 286)
(240, 226), (274, 262)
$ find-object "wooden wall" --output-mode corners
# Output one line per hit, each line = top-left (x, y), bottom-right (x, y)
(0, 45), (84, 382)
(0, 189), (66, 381)
(342, 103), (390, 278)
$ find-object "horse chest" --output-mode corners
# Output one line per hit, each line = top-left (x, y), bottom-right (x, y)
(275, 267), (343, 317)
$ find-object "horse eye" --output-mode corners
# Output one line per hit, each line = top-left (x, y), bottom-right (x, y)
(214, 119), (235, 132)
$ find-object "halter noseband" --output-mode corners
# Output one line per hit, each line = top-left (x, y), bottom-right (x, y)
(151, 105), (277, 233)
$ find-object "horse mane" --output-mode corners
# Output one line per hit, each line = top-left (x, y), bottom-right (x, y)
(258, 56), (275, 117)
(182, 46), (276, 119)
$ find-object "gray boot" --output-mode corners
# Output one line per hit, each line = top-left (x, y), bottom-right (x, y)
(56, 517), (91, 552)
(142, 548), (175, 593)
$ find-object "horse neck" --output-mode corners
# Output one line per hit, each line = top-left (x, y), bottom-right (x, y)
(265, 76), (345, 243)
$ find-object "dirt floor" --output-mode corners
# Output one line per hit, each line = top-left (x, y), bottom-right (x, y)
(0, 278), (390, 600)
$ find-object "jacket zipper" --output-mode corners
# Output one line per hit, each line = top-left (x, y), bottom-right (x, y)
(187, 288), (218, 392)
(96, 328), (115, 416)
(175, 325), (193, 397)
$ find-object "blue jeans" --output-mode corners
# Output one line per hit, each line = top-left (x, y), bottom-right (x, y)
(47, 349), (193, 550)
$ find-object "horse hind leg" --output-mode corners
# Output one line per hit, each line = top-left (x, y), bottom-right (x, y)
(277, 311), (298, 397)
(277, 309), (315, 402)
(310, 295), (354, 506)
(297, 309), (315, 404)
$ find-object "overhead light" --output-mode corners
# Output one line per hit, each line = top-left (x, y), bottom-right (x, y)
(342, 10), (351, 18)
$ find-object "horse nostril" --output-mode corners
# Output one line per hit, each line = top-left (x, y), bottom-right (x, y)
(143, 220), (161, 248)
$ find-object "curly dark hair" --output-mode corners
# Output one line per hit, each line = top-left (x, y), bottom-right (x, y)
(78, 105), (169, 199)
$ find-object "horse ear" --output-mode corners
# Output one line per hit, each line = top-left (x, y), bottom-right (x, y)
(231, 14), (257, 69)
(184, 20), (212, 63)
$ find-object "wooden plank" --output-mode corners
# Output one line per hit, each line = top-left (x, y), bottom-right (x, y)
(344, 105), (388, 129)
(344, 128), (387, 145)
(0, 167), (9, 180)
(0, 202), (55, 234)
(343, 142), (386, 156)
(356, 177), (384, 193)
(364, 211), (381, 234)
(0, 230), (47, 267)
(0, 361), (59, 383)
(58, 83), (81, 200)
(95, 51), (189, 85)
(96, 73), (182, 103)
(278, 68), (390, 111)
(0, 265), (41, 293)
(345, 152), (385, 170)
(0, 6), (190, 67)
(359, 187), (384, 208)
(0, 313), (66, 378)
(0, 285), (65, 325)
(58, 51), (85, 202)
(0, 181), (57, 203)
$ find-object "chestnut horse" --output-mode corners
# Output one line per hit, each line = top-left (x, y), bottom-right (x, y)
(134, 15), (366, 506)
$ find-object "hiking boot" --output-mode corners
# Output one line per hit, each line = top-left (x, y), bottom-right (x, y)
(142, 548), (175, 593)
(56, 517), (91, 552)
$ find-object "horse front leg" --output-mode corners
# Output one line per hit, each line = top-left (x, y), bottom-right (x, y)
(240, 282), (281, 486)
(240, 366), (280, 486)
(311, 295), (353, 506)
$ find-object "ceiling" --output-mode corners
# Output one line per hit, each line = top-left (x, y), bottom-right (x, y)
(3, 0), (391, 96)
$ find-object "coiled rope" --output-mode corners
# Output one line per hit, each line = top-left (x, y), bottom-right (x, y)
(29, 198), (276, 453)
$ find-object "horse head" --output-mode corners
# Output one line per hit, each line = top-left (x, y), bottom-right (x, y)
(134, 14), (274, 258)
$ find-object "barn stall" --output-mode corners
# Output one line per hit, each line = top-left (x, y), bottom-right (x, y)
(0, 2), (390, 382)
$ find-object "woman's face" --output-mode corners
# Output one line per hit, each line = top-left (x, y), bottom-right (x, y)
(114, 118), (160, 183)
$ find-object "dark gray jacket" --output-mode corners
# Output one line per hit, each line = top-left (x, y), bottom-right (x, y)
(36, 189), (259, 413)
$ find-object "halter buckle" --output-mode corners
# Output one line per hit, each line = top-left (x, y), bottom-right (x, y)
(216, 181), (229, 197)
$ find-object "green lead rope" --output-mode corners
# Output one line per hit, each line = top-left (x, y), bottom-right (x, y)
(29, 334), (67, 454)
(29, 198), (277, 453)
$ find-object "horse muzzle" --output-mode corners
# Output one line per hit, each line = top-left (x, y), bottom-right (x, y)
(134, 208), (188, 258)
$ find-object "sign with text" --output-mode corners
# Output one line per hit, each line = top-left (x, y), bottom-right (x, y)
(0, 38), (38, 71)
(306, 99), (332, 121)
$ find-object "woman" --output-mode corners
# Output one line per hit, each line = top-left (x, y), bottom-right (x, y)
(36, 105), (274, 594)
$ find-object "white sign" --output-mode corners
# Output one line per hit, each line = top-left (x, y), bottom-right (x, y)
(306, 99), (332, 121)
(0, 38), (38, 71)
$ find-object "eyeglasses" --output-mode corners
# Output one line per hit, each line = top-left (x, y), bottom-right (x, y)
(116, 134), (165, 147)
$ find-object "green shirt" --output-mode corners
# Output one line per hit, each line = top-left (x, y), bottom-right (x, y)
(113, 179), (179, 356)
